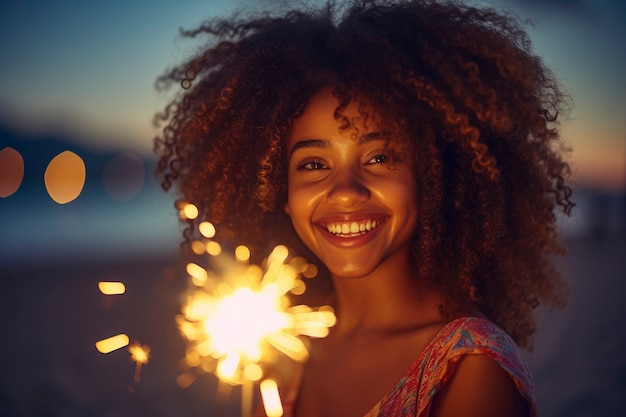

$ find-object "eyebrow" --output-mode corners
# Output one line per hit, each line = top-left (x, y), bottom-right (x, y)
(289, 131), (388, 155)
(290, 139), (329, 155)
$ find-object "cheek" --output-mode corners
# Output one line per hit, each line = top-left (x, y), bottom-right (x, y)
(285, 186), (321, 237)
(285, 187), (305, 227)
(287, 182), (324, 213)
(388, 177), (419, 220)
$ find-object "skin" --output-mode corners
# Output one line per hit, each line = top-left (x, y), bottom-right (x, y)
(285, 88), (527, 417)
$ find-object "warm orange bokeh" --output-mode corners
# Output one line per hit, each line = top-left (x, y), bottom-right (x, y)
(44, 150), (86, 204)
(0, 147), (24, 198)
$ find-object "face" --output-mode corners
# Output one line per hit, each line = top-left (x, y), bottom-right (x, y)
(285, 88), (418, 279)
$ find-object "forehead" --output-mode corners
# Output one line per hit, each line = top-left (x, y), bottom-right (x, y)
(287, 87), (381, 146)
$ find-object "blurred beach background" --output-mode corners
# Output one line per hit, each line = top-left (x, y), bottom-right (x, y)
(1, 0), (625, 416)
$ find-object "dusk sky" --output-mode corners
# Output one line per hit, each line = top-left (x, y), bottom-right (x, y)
(1, 0), (624, 191)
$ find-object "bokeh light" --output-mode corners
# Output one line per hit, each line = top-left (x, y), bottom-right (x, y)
(206, 241), (222, 256)
(181, 203), (199, 220)
(44, 150), (86, 204)
(95, 334), (130, 354)
(98, 281), (126, 295)
(0, 147), (24, 198)
(199, 221), (216, 238)
(102, 151), (145, 201)
(235, 245), (251, 262)
(186, 262), (208, 286)
(243, 363), (263, 381)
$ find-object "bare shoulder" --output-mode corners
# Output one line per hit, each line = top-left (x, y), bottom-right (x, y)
(430, 354), (529, 417)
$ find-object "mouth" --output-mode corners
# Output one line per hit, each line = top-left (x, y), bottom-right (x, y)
(318, 217), (387, 238)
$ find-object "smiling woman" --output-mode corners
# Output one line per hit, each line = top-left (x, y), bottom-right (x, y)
(154, 1), (574, 416)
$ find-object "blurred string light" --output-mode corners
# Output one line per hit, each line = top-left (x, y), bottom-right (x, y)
(96, 280), (151, 384)
(176, 203), (335, 417)
(0, 147), (24, 198)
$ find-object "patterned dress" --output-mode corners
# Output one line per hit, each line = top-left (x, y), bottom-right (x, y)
(272, 317), (538, 417)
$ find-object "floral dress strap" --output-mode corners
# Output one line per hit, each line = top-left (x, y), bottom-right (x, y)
(367, 317), (538, 417)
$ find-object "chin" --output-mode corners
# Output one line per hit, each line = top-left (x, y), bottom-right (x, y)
(326, 263), (377, 280)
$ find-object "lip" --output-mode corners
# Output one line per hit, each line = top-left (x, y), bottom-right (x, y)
(314, 215), (389, 248)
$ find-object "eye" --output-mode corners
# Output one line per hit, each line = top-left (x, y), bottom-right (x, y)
(366, 154), (388, 165)
(297, 159), (328, 171)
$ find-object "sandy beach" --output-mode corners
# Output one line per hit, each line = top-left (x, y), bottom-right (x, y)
(0, 232), (624, 416)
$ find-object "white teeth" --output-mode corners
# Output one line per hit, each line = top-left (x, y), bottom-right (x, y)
(325, 219), (382, 236)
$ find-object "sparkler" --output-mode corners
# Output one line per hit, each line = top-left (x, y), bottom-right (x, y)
(176, 203), (336, 417)
(128, 342), (151, 383)
(94, 202), (334, 416)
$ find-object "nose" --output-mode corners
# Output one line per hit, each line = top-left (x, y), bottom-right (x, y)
(326, 170), (370, 207)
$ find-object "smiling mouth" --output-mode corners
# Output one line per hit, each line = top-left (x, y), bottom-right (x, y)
(321, 218), (386, 237)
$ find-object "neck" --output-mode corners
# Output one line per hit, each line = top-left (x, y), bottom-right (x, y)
(329, 248), (441, 335)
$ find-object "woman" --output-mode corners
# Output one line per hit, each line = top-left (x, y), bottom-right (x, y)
(155, 1), (574, 415)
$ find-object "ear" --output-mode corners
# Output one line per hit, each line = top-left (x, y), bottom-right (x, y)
(284, 202), (291, 216)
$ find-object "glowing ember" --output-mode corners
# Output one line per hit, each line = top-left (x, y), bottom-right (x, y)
(128, 342), (151, 383)
(129, 342), (150, 364)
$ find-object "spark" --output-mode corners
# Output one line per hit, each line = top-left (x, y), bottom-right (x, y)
(94, 213), (335, 414)
(177, 220), (336, 415)
(128, 342), (151, 383)
(97, 280), (150, 386)
(260, 379), (284, 417)
(98, 281), (126, 295)
(96, 334), (130, 354)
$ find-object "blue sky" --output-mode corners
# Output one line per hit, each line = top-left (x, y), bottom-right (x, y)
(1, 0), (625, 190)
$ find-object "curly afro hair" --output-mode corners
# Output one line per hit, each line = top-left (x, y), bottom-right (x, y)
(154, 0), (574, 348)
